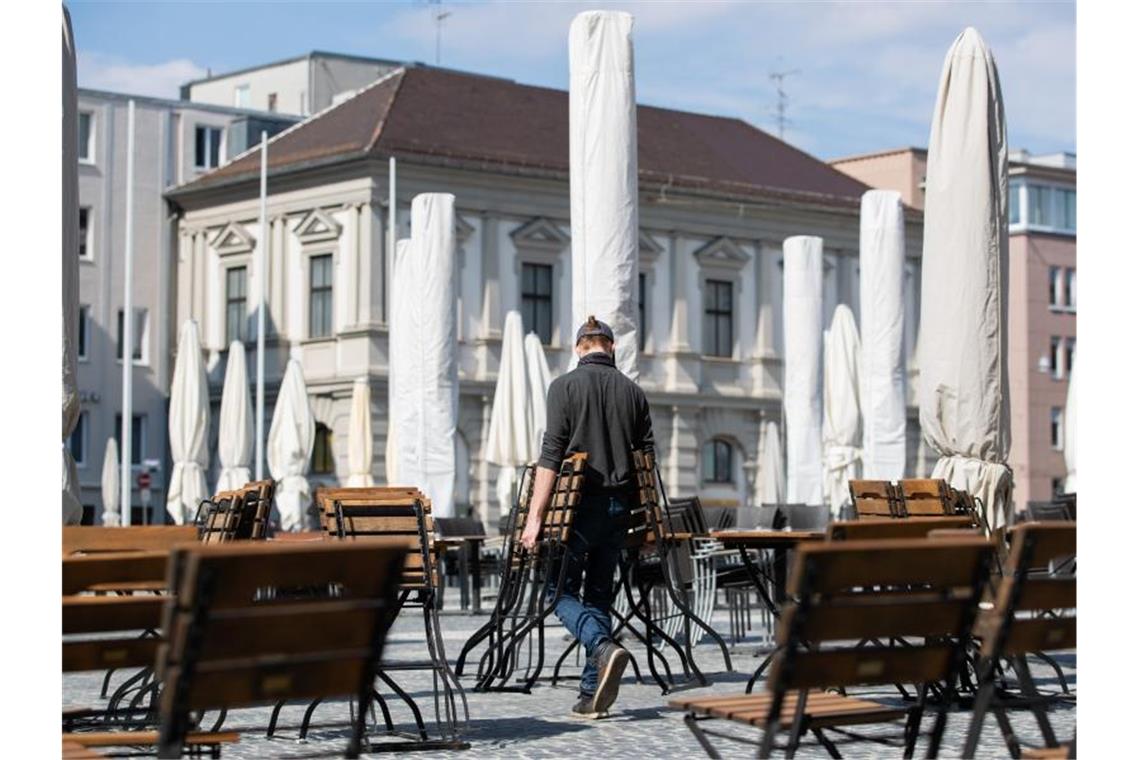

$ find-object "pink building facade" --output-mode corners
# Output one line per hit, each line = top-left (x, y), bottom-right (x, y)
(831, 148), (1076, 512)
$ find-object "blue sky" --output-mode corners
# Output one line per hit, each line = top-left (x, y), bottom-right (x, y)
(68, 0), (1074, 160)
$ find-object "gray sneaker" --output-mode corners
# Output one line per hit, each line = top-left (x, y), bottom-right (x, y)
(571, 694), (604, 720)
(590, 640), (631, 715)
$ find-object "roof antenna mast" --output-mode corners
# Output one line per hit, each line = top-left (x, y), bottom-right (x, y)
(428, 0), (452, 66)
(769, 66), (800, 141)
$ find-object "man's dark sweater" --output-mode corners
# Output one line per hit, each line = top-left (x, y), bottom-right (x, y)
(537, 352), (655, 493)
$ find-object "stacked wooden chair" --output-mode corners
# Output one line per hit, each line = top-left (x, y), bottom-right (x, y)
(195, 480), (275, 543)
(850, 478), (986, 530)
(455, 454), (589, 692)
(670, 536), (995, 757)
(962, 522), (1076, 759)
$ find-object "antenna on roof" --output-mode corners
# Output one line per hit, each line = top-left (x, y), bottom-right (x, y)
(769, 66), (800, 142)
(426, 0), (452, 65)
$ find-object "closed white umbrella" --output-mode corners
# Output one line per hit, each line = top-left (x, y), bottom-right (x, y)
(760, 420), (786, 506)
(783, 236), (824, 506)
(216, 341), (253, 492)
(392, 194), (459, 517)
(486, 311), (531, 514)
(101, 438), (120, 527)
(859, 189), (908, 480)
(523, 331), (553, 453)
(823, 304), (862, 517)
(569, 10), (640, 379)
(62, 7), (82, 525)
(347, 377), (375, 487)
(385, 238), (412, 486)
(1064, 362), (1076, 493)
(268, 359), (315, 531)
(918, 27), (1012, 531)
(166, 320), (210, 524)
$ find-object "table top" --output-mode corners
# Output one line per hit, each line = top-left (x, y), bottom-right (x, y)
(709, 529), (825, 547)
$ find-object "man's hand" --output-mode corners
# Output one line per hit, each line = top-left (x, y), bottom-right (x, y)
(520, 518), (542, 552)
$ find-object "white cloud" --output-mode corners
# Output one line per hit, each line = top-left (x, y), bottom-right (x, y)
(78, 51), (207, 99)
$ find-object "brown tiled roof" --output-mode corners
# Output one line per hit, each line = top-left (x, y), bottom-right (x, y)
(174, 67), (868, 206)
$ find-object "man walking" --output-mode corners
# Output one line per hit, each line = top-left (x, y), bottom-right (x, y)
(521, 316), (655, 719)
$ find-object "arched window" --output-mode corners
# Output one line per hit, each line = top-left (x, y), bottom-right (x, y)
(702, 439), (734, 484)
(311, 422), (335, 474)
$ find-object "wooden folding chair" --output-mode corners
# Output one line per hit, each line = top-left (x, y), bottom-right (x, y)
(196, 480), (275, 543)
(63, 526), (199, 556)
(897, 479), (956, 517)
(154, 541), (406, 758)
(827, 516), (975, 542)
(962, 522), (1076, 759)
(848, 480), (901, 519)
(671, 537), (994, 758)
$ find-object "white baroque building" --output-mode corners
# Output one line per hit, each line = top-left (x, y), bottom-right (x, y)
(167, 66), (926, 528)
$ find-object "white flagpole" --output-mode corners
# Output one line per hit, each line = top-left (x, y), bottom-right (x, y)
(255, 131), (267, 480)
(387, 155), (396, 321)
(120, 100), (136, 523)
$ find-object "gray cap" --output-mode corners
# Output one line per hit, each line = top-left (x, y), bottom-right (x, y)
(575, 315), (614, 344)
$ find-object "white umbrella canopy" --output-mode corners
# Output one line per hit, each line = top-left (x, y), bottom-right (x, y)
(568, 10), (640, 380)
(859, 189), (908, 480)
(268, 359), (315, 531)
(523, 332), (553, 453)
(486, 311), (531, 513)
(823, 304), (862, 517)
(347, 377), (375, 487)
(783, 236), (825, 506)
(166, 320), (210, 525)
(385, 238), (412, 486)
(101, 438), (120, 526)
(760, 420), (786, 506)
(1064, 362), (1076, 493)
(216, 341), (253, 492)
(62, 7), (82, 525)
(918, 27), (1013, 531)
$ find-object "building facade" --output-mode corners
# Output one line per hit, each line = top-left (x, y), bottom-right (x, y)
(71, 89), (297, 522)
(181, 51), (407, 117)
(831, 147), (1077, 510)
(168, 67), (927, 529)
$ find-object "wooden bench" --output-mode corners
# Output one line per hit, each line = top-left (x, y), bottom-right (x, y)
(847, 480), (900, 518)
(670, 536), (994, 757)
(962, 522), (1076, 759)
(154, 541), (407, 758)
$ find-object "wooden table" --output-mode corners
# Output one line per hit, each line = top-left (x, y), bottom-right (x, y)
(709, 529), (825, 692)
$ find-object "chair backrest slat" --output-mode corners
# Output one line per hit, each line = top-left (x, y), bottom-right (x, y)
(63, 526), (198, 555)
(773, 645), (956, 690)
(827, 516), (974, 542)
(848, 480), (899, 518)
(787, 538), (993, 594)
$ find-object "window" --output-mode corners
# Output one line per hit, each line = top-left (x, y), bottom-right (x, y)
(225, 266), (248, 344)
(1049, 336), (1063, 380)
(703, 440), (733, 484)
(1059, 189), (1076, 232)
(114, 413), (146, 465)
(703, 279), (734, 358)
(78, 207), (93, 259)
(1050, 407), (1064, 450)
(116, 307), (148, 363)
(1029, 185), (1051, 226)
(1065, 268), (1076, 311)
(311, 423), (334, 474)
(1009, 180), (1022, 225)
(234, 84), (250, 108)
(69, 412), (87, 467)
(520, 263), (553, 344)
(194, 126), (222, 170)
(267, 92), (278, 112)
(1052, 477), (1065, 497)
(309, 254), (333, 338)
(1065, 338), (1076, 377)
(78, 111), (94, 163)
(78, 305), (90, 361)
(1048, 267), (1064, 309)
(637, 273), (647, 351)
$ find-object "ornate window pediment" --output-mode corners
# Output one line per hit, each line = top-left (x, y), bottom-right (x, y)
(511, 217), (570, 254)
(694, 236), (750, 271)
(293, 208), (342, 245)
(639, 229), (664, 266)
(210, 222), (255, 256)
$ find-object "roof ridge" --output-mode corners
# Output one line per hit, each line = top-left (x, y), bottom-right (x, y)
(364, 68), (409, 153)
(212, 66), (408, 174)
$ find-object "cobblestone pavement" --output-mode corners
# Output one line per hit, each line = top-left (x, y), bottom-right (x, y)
(64, 602), (1075, 758)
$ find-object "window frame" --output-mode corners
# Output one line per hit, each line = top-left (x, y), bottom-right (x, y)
(77, 304), (91, 362)
(1065, 267), (1076, 312)
(702, 278), (735, 359)
(520, 262), (554, 345)
(194, 125), (223, 171)
(224, 265), (249, 345)
(311, 422), (335, 475)
(1049, 336), (1063, 380)
(78, 206), (94, 261)
(308, 253), (335, 340)
(702, 439), (734, 485)
(116, 307), (150, 366)
(70, 411), (88, 468)
(78, 110), (95, 164)
(114, 413), (147, 466)
(1050, 407), (1064, 451)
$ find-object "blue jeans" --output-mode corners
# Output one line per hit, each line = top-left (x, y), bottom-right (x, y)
(547, 493), (630, 696)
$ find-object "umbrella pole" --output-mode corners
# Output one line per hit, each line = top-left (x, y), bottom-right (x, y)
(255, 132), (267, 480)
(120, 100), (136, 524)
